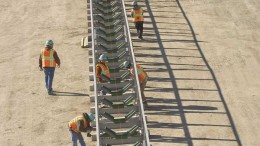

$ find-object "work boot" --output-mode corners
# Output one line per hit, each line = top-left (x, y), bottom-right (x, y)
(48, 89), (53, 95)
(138, 36), (143, 40)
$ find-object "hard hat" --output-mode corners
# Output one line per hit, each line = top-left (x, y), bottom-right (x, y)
(132, 1), (137, 6)
(88, 113), (95, 121)
(99, 54), (108, 61)
(83, 113), (95, 121)
(45, 40), (54, 48)
(123, 61), (132, 69)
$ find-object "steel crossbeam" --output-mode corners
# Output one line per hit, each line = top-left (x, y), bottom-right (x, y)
(88, 0), (150, 145)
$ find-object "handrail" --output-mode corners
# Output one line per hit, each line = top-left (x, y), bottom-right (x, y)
(89, 0), (100, 144)
(121, 0), (150, 145)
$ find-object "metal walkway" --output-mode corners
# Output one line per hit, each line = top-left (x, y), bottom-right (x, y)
(86, 0), (150, 145)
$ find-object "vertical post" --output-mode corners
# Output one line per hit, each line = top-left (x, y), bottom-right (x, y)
(89, 0), (100, 145)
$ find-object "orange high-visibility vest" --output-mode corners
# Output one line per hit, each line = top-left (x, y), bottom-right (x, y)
(131, 64), (148, 83)
(96, 63), (110, 77)
(68, 115), (88, 133)
(41, 48), (56, 67)
(132, 8), (144, 22)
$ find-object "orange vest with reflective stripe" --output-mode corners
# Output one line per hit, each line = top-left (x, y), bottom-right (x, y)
(96, 63), (110, 77)
(131, 64), (148, 83)
(68, 115), (88, 133)
(132, 7), (144, 22)
(41, 48), (56, 67)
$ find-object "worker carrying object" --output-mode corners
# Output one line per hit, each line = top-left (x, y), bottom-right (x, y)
(131, 1), (144, 39)
(124, 61), (148, 106)
(68, 113), (95, 146)
(39, 40), (60, 95)
(96, 54), (110, 95)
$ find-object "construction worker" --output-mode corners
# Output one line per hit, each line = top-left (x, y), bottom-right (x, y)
(124, 61), (148, 106)
(39, 40), (60, 95)
(68, 113), (95, 146)
(96, 54), (110, 95)
(131, 1), (144, 39)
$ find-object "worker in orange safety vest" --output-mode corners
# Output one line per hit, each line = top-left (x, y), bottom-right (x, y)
(131, 1), (144, 39)
(124, 61), (148, 106)
(39, 40), (60, 95)
(68, 113), (95, 146)
(96, 54), (110, 95)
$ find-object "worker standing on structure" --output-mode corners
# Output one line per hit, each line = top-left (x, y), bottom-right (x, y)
(96, 54), (110, 95)
(39, 40), (60, 95)
(131, 1), (144, 39)
(68, 113), (95, 146)
(124, 61), (148, 106)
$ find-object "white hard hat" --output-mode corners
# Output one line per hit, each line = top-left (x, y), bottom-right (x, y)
(99, 54), (108, 61)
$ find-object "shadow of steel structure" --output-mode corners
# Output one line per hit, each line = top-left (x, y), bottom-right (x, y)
(124, 0), (242, 146)
(87, 0), (150, 145)
(174, 0), (242, 145)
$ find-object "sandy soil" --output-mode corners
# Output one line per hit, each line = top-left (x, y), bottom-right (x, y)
(0, 0), (259, 146)
(0, 0), (90, 145)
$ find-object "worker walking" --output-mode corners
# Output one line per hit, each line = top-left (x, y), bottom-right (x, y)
(124, 61), (148, 106)
(96, 54), (110, 95)
(39, 40), (60, 95)
(68, 113), (95, 146)
(131, 1), (144, 39)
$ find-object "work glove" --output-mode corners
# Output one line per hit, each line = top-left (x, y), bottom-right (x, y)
(87, 133), (91, 137)
(86, 126), (93, 133)
(57, 64), (60, 68)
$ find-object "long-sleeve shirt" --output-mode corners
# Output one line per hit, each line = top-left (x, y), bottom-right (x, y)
(78, 120), (92, 132)
(39, 48), (60, 68)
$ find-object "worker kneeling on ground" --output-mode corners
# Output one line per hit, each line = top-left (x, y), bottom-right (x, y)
(39, 40), (60, 95)
(68, 113), (95, 146)
(131, 1), (144, 39)
(124, 61), (148, 106)
(96, 54), (110, 95)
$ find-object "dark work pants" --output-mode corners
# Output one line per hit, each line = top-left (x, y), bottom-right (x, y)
(135, 21), (144, 37)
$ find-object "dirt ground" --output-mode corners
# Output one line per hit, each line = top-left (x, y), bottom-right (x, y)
(0, 0), (259, 146)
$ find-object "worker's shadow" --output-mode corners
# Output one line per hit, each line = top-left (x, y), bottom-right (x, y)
(52, 91), (88, 97)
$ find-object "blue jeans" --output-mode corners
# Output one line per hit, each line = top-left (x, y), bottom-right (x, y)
(43, 68), (55, 92)
(69, 130), (86, 146)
